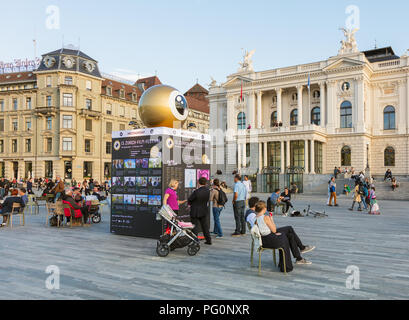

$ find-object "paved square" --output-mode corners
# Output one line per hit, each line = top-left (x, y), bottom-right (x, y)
(1, 194), (408, 300)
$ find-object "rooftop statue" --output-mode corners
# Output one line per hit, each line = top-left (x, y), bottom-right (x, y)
(338, 27), (359, 55)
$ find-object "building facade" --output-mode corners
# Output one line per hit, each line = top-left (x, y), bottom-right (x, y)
(0, 47), (155, 181)
(209, 34), (409, 190)
(183, 83), (210, 133)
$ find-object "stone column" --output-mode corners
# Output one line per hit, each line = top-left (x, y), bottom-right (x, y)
(247, 92), (256, 128)
(242, 143), (247, 168)
(276, 88), (283, 123)
(398, 80), (406, 134)
(257, 91), (263, 128)
(304, 140), (309, 174)
(310, 139), (315, 174)
(297, 85), (303, 126)
(326, 81), (336, 133)
(286, 141), (291, 169)
(280, 141), (285, 174)
(263, 142), (268, 168)
(226, 95), (235, 131)
(237, 142), (241, 170)
(259, 142), (263, 169)
(355, 77), (365, 132)
(319, 82), (326, 127)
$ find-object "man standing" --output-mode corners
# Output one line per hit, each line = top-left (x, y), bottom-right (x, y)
(243, 175), (252, 205)
(188, 177), (212, 245)
(232, 174), (247, 237)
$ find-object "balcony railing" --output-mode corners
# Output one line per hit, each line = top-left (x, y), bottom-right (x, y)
(79, 109), (101, 119)
(35, 106), (57, 116)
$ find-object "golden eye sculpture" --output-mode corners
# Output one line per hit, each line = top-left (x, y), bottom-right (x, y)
(138, 85), (189, 128)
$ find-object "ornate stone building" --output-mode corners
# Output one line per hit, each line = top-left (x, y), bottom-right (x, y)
(209, 32), (409, 191)
(183, 83), (210, 133)
(0, 47), (156, 181)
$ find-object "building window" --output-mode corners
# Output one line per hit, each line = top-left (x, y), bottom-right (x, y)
(314, 141), (323, 174)
(340, 101), (352, 128)
(290, 109), (298, 126)
(313, 90), (320, 99)
(12, 139), (17, 153)
(46, 138), (52, 152)
(119, 106), (125, 117)
(86, 99), (92, 110)
(26, 97), (32, 109)
(26, 119), (32, 131)
(106, 122), (112, 134)
(267, 141), (281, 168)
(104, 162), (111, 178)
(0, 119), (4, 131)
(341, 146), (351, 166)
(106, 141), (112, 154)
(83, 161), (92, 178)
(106, 87), (112, 96)
(13, 98), (18, 110)
(62, 137), (73, 151)
(0, 100), (4, 112)
(25, 139), (31, 152)
(85, 119), (92, 131)
(132, 93), (137, 102)
(383, 106), (395, 130)
(0, 140), (4, 153)
(62, 115), (73, 129)
(119, 89), (125, 99)
(85, 139), (91, 153)
(237, 112), (246, 130)
(384, 147), (395, 167)
(270, 111), (277, 127)
(119, 124), (125, 131)
(63, 93), (73, 107)
(292, 93), (298, 102)
(86, 80), (92, 91)
(290, 140), (305, 168)
(46, 76), (52, 87)
(46, 96), (52, 107)
(45, 161), (53, 178)
(12, 119), (18, 131)
(46, 117), (52, 130)
(64, 76), (73, 85)
(64, 161), (73, 179)
(106, 104), (112, 115)
(311, 107), (320, 125)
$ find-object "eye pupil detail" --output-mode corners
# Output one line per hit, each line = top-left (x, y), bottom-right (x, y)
(175, 95), (187, 115)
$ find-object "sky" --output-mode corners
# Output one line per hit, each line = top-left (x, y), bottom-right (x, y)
(0, 0), (408, 92)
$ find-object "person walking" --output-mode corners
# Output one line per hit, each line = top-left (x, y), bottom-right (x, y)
(328, 177), (338, 206)
(188, 177), (212, 245)
(210, 179), (224, 238)
(232, 174), (247, 237)
(349, 181), (362, 211)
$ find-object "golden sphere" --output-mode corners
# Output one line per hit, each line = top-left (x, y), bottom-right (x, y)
(138, 85), (189, 128)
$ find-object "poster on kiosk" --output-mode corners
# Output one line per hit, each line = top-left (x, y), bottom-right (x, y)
(110, 127), (211, 239)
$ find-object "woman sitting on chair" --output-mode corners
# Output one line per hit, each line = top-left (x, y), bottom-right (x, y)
(254, 201), (314, 273)
(62, 190), (89, 224)
(0, 189), (25, 227)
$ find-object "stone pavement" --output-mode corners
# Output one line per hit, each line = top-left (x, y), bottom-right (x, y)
(0, 193), (408, 300)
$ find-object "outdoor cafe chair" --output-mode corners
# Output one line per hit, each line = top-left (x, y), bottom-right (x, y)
(62, 203), (84, 228)
(249, 223), (287, 275)
(8, 203), (25, 228)
(27, 195), (39, 215)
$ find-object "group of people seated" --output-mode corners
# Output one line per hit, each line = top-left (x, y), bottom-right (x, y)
(268, 187), (294, 216)
(0, 188), (28, 227)
(384, 169), (399, 191)
(245, 197), (315, 273)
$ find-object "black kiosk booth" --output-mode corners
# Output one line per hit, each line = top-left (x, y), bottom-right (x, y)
(110, 127), (211, 239)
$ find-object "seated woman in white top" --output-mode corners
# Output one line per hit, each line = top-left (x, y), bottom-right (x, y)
(254, 201), (314, 273)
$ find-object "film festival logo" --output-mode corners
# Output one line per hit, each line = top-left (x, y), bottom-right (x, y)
(45, 5), (60, 30)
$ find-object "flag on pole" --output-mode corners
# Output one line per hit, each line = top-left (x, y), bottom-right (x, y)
(240, 80), (243, 102)
(307, 72), (311, 90)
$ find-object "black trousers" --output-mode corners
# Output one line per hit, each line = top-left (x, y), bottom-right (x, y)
(191, 215), (211, 244)
(277, 226), (305, 260)
(261, 233), (293, 272)
(282, 200), (293, 213)
(233, 200), (246, 234)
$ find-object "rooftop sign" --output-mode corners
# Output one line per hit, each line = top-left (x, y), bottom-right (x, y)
(0, 58), (41, 74)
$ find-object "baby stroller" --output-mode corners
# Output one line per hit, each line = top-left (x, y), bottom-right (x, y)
(85, 200), (102, 223)
(156, 205), (200, 257)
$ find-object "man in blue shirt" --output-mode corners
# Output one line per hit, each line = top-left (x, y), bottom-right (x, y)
(232, 174), (247, 237)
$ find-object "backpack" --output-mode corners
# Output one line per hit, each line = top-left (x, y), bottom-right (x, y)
(217, 188), (228, 207)
(49, 216), (58, 227)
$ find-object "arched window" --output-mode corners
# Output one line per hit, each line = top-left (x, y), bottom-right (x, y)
(384, 147), (395, 167)
(237, 112), (246, 130)
(340, 101), (352, 128)
(383, 106), (395, 130)
(290, 109), (298, 126)
(311, 107), (320, 125)
(341, 146), (351, 166)
(270, 111), (277, 127)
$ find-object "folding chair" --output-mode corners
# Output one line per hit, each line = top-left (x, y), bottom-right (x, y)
(8, 203), (25, 228)
(27, 195), (39, 215)
(45, 202), (56, 226)
(249, 224), (286, 275)
(62, 203), (84, 227)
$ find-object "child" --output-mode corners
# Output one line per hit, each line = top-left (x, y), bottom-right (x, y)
(369, 187), (380, 215)
(343, 184), (351, 196)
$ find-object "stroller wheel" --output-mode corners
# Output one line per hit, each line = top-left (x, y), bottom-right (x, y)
(92, 214), (101, 224)
(156, 243), (170, 257)
(187, 243), (200, 256)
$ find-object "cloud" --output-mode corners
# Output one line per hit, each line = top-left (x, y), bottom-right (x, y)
(109, 68), (154, 82)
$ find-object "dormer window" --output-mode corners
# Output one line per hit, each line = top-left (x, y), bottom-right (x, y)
(119, 89), (125, 99)
(106, 86), (112, 96)
(132, 93), (137, 102)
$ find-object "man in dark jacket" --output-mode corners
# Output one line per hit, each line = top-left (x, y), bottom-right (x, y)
(188, 177), (211, 245)
(0, 189), (25, 226)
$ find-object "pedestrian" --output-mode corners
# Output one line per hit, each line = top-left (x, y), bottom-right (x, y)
(210, 179), (224, 238)
(232, 174), (247, 237)
(328, 177), (338, 206)
(163, 179), (187, 215)
(243, 175), (252, 205)
(188, 177), (212, 245)
(349, 181), (362, 211)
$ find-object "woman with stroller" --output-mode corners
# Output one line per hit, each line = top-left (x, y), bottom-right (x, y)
(163, 179), (187, 215)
